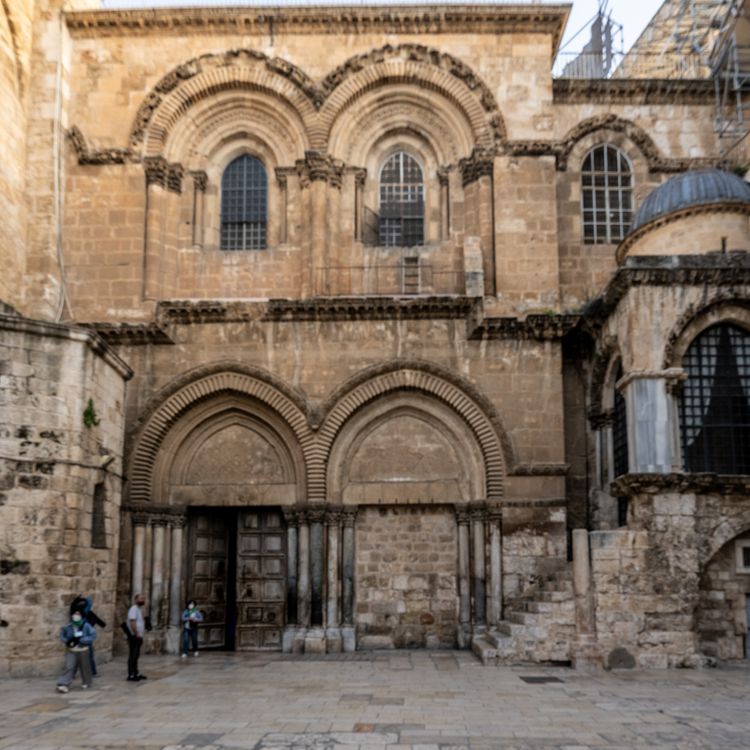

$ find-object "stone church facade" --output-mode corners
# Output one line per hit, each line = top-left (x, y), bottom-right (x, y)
(1, 1), (749, 676)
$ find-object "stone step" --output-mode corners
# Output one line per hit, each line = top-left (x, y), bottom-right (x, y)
(471, 635), (498, 665)
(485, 630), (517, 656)
(537, 590), (574, 603)
(509, 611), (539, 626)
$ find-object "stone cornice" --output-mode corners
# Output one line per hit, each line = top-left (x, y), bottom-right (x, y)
(470, 313), (580, 341)
(264, 296), (479, 322)
(552, 78), (714, 105)
(0, 313), (133, 380)
(610, 473), (750, 497)
(616, 203), (750, 262)
(81, 322), (175, 346)
(65, 6), (570, 52)
(67, 126), (132, 165)
(581, 253), (750, 331)
(508, 463), (569, 476)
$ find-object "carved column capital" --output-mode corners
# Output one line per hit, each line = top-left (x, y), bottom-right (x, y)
(352, 167), (367, 188)
(167, 514), (187, 529)
(325, 505), (345, 526)
(296, 150), (345, 189)
(486, 505), (502, 524)
(437, 165), (451, 187)
(341, 507), (358, 528)
(167, 163), (184, 194)
(131, 513), (150, 527)
(454, 504), (471, 525)
(282, 506), (300, 527)
(303, 504), (327, 524)
(469, 502), (488, 522)
(144, 156), (168, 187)
(190, 170), (208, 192)
(588, 408), (614, 430)
(459, 147), (495, 187)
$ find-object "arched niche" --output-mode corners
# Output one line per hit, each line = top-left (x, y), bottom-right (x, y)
(153, 395), (305, 507)
(327, 393), (485, 504)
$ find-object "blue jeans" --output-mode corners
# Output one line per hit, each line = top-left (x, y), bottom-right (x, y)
(182, 627), (198, 654)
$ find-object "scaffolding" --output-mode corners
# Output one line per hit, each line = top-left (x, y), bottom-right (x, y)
(710, 0), (750, 159)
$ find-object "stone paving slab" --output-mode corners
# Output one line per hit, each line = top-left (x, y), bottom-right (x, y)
(0, 651), (748, 750)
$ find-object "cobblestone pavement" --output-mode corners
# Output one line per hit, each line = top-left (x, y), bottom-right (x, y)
(1, 651), (749, 750)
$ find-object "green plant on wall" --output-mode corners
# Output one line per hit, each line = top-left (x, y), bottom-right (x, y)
(83, 398), (100, 428)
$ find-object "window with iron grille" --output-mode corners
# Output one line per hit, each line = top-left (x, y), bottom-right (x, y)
(581, 145), (633, 244)
(679, 324), (750, 474)
(613, 363), (629, 478)
(221, 154), (267, 250)
(379, 152), (424, 247)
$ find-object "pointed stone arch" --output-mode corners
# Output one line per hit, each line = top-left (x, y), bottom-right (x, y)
(127, 362), (315, 505)
(129, 49), (319, 157)
(312, 359), (514, 502)
(316, 44), (506, 152)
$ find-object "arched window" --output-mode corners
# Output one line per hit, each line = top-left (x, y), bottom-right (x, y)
(612, 363), (629, 478)
(680, 324), (750, 473)
(221, 155), (267, 250)
(581, 145), (633, 244)
(379, 151), (424, 247)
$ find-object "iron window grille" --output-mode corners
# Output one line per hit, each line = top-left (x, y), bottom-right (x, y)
(613, 363), (629, 478)
(379, 151), (424, 247)
(679, 324), (750, 474)
(221, 154), (268, 250)
(581, 145), (633, 244)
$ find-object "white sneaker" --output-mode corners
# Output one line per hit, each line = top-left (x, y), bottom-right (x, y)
(56, 685), (68, 693)
(193, 651), (198, 657)
(181, 653), (187, 659)
(81, 684), (90, 689)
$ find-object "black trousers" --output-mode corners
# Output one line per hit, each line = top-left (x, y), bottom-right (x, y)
(127, 634), (141, 678)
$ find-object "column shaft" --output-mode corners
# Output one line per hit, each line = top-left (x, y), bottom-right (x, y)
(341, 518), (355, 626)
(472, 511), (486, 625)
(168, 523), (184, 627)
(150, 523), (166, 627)
(488, 510), (502, 625)
(456, 510), (471, 627)
(297, 521), (311, 627)
(131, 522), (146, 596)
(286, 523), (298, 625)
(310, 517), (324, 627)
(326, 522), (340, 627)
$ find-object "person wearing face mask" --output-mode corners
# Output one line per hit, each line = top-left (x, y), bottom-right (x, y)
(180, 599), (204, 658)
(69, 594), (106, 677)
(56, 609), (96, 693)
(126, 593), (147, 682)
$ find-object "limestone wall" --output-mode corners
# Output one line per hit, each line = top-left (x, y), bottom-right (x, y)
(0, 312), (130, 676)
(0, 0), (33, 311)
(355, 505), (457, 649)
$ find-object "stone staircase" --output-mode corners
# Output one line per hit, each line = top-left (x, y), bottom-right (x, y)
(471, 568), (577, 665)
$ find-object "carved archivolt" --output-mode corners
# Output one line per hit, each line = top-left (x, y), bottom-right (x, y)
(314, 359), (514, 501)
(128, 44), (505, 161)
(662, 295), (750, 369)
(127, 363), (315, 505)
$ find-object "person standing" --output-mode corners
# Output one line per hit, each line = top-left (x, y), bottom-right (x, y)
(126, 593), (147, 682)
(69, 594), (106, 677)
(180, 600), (204, 658)
(56, 609), (96, 693)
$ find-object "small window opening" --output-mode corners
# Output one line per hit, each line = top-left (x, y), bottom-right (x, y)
(91, 483), (107, 549)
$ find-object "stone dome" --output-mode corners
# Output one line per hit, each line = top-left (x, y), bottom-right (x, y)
(628, 169), (750, 234)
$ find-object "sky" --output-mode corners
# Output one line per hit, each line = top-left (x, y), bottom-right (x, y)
(98, 0), (663, 55)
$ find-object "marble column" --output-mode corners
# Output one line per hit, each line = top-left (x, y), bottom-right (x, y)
(168, 518), (185, 627)
(150, 521), (166, 628)
(455, 505), (471, 647)
(477, 174), (496, 296)
(281, 508), (299, 653)
(471, 504), (487, 629)
(325, 507), (343, 652)
(297, 513), (311, 630)
(621, 369), (685, 473)
(438, 167), (450, 241)
(571, 528), (602, 670)
(341, 508), (357, 652)
(143, 522), (154, 611)
(190, 170), (207, 247)
(487, 506), (503, 626)
(131, 515), (147, 598)
(309, 506), (325, 628)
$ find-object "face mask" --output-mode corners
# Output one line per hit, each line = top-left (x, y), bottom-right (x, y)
(188, 604), (195, 610)
(72, 615), (82, 623)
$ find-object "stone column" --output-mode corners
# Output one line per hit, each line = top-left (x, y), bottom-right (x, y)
(143, 157), (168, 300)
(131, 515), (147, 597)
(282, 508), (298, 653)
(455, 505), (471, 647)
(168, 517), (185, 627)
(275, 171), (288, 245)
(190, 170), (207, 247)
(305, 506), (326, 653)
(620, 369), (685, 473)
(143, 521), (154, 611)
(297, 512), (311, 633)
(325, 507), (343, 652)
(470, 503), (487, 629)
(487, 506), (503, 627)
(571, 528), (602, 670)
(150, 521), (166, 628)
(354, 169), (366, 242)
(341, 508), (357, 652)
(438, 167), (450, 241)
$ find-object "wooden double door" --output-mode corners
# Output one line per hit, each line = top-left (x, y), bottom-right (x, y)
(188, 508), (286, 650)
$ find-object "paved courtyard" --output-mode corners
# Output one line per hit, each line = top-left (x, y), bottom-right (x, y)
(0, 651), (748, 750)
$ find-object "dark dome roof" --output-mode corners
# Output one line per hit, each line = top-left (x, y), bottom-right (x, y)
(628, 169), (750, 234)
